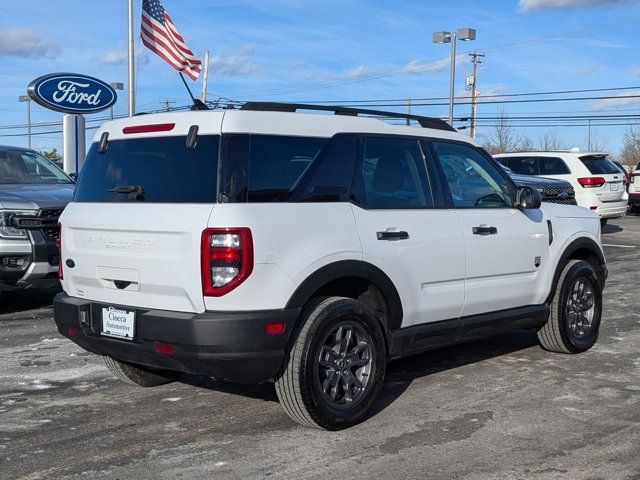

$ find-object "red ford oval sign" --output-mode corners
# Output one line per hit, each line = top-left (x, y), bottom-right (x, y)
(27, 73), (117, 114)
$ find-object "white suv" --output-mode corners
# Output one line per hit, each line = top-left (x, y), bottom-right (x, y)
(628, 162), (640, 213)
(54, 104), (607, 430)
(494, 151), (628, 225)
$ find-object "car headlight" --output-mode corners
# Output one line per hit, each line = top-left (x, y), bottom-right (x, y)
(0, 211), (29, 239)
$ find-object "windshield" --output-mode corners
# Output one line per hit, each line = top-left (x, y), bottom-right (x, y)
(0, 150), (72, 185)
(74, 135), (219, 203)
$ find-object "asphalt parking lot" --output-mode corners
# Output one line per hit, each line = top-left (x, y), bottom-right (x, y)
(1, 216), (639, 480)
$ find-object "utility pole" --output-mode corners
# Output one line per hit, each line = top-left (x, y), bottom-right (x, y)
(588, 119), (592, 150)
(406, 98), (411, 126)
(467, 51), (484, 140)
(18, 96), (31, 148)
(160, 99), (176, 111)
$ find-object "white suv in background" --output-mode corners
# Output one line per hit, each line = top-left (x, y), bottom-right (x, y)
(54, 104), (607, 430)
(494, 151), (628, 225)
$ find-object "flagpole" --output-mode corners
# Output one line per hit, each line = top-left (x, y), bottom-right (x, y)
(127, 0), (135, 116)
(201, 50), (210, 103)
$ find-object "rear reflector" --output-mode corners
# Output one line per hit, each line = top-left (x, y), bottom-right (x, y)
(265, 322), (286, 335)
(155, 343), (174, 355)
(578, 177), (606, 188)
(67, 327), (78, 337)
(122, 123), (175, 134)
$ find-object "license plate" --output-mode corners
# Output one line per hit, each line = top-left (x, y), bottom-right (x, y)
(101, 306), (135, 341)
(611, 182), (619, 191)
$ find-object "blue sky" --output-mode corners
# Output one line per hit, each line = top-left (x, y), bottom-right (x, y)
(0, 0), (639, 154)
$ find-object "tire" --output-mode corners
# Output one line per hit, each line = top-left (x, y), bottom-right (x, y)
(275, 297), (387, 430)
(538, 260), (602, 354)
(103, 356), (179, 387)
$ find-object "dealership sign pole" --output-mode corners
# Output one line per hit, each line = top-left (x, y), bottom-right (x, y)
(27, 73), (117, 175)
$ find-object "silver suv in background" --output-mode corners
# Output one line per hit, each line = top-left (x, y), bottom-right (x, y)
(0, 146), (73, 294)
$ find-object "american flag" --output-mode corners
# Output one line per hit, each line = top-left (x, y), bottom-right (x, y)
(141, 0), (202, 80)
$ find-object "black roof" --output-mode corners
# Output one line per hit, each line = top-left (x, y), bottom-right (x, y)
(0, 145), (35, 152)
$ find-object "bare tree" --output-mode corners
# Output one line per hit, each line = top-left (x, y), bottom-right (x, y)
(619, 126), (640, 170)
(538, 128), (568, 151)
(482, 109), (534, 154)
(585, 127), (610, 153)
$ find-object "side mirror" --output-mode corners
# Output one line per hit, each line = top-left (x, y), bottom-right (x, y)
(517, 186), (542, 209)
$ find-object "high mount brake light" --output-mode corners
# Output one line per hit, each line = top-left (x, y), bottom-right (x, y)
(122, 123), (175, 134)
(201, 228), (253, 297)
(577, 177), (606, 188)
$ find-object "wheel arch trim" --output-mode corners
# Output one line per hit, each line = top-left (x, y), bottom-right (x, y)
(285, 260), (403, 330)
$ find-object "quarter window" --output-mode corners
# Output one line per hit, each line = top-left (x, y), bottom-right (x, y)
(432, 142), (512, 208)
(353, 137), (433, 208)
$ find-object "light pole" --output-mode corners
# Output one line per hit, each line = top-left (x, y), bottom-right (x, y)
(18, 95), (31, 149)
(109, 82), (124, 120)
(433, 28), (476, 126)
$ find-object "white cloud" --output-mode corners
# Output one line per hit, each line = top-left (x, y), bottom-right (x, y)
(591, 90), (640, 110)
(403, 55), (466, 75)
(0, 26), (60, 58)
(96, 49), (149, 66)
(210, 53), (260, 76)
(329, 65), (372, 80)
(518, 0), (632, 11)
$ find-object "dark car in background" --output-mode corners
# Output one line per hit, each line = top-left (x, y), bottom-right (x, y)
(0, 146), (73, 295)
(498, 164), (577, 205)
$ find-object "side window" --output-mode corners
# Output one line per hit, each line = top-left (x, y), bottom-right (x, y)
(290, 134), (357, 202)
(538, 156), (570, 175)
(432, 142), (512, 208)
(506, 156), (538, 176)
(353, 137), (433, 208)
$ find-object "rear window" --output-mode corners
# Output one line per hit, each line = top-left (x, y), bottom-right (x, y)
(74, 135), (219, 203)
(580, 155), (619, 175)
(505, 157), (537, 176)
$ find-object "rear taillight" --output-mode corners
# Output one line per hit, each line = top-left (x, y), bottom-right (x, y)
(57, 222), (63, 280)
(577, 177), (606, 188)
(201, 228), (253, 296)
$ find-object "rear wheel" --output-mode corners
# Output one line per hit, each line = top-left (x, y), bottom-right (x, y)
(103, 356), (179, 387)
(275, 297), (386, 430)
(538, 260), (602, 353)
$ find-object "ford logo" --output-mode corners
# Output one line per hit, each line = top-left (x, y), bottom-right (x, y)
(27, 73), (117, 114)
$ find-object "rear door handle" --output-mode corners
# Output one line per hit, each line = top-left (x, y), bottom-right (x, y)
(472, 225), (498, 236)
(377, 230), (409, 240)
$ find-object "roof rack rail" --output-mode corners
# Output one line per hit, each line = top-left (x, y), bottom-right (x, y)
(240, 102), (456, 132)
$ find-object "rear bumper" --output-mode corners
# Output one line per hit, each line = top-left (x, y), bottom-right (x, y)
(53, 293), (301, 384)
(596, 200), (628, 219)
(629, 192), (640, 205)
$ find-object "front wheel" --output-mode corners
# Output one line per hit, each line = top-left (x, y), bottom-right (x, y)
(538, 260), (602, 353)
(275, 297), (387, 430)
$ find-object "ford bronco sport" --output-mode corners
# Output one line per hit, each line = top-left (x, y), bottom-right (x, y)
(54, 103), (606, 430)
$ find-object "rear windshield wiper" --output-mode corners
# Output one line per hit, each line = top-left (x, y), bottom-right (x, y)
(108, 185), (145, 201)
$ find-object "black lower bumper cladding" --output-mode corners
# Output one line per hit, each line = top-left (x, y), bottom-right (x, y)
(53, 293), (300, 384)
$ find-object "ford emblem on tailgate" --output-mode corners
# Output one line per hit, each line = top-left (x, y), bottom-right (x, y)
(27, 73), (117, 114)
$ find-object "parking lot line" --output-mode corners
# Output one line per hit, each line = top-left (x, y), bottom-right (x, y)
(602, 244), (636, 248)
